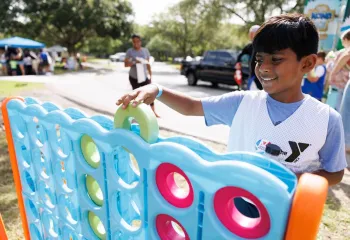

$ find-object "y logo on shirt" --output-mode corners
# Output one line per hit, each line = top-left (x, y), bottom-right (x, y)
(285, 141), (310, 162)
(255, 139), (310, 162)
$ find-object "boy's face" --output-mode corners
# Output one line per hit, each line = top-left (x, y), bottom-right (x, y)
(316, 57), (324, 65)
(255, 48), (316, 100)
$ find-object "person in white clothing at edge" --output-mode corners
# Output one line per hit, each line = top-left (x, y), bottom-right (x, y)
(116, 14), (347, 217)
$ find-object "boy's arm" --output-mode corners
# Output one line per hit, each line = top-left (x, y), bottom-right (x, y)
(301, 109), (348, 186)
(116, 84), (204, 116)
(296, 170), (344, 186)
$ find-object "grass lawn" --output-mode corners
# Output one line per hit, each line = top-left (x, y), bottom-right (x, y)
(0, 81), (44, 98)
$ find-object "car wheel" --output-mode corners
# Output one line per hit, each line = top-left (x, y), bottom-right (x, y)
(187, 72), (197, 86)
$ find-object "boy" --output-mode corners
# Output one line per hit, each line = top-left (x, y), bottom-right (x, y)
(117, 14), (346, 186)
(302, 51), (327, 101)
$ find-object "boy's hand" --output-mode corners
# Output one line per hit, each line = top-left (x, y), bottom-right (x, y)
(116, 84), (159, 109)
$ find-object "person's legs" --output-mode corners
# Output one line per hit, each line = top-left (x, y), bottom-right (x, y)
(19, 63), (25, 75)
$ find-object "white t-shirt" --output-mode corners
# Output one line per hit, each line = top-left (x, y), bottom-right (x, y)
(314, 65), (326, 78)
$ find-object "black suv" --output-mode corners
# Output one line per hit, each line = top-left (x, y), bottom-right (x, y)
(180, 50), (249, 87)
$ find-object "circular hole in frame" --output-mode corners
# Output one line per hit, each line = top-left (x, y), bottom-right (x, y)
(42, 211), (59, 238)
(214, 186), (270, 239)
(156, 214), (189, 240)
(26, 199), (39, 220)
(116, 192), (141, 231)
(81, 135), (100, 169)
(58, 195), (78, 225)
(114, 147), (140, 187)
(24, 170), (36, 193)
(156, 163), (194, 208)
(29, 223), (43, 240)
(88, 211), (106, 240)
(85, 175), (103, 206)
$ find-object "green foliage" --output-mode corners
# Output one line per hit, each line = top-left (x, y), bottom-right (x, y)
(8, 0), (133, 53)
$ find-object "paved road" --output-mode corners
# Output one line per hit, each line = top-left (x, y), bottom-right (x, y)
(0, 61), (237, 145)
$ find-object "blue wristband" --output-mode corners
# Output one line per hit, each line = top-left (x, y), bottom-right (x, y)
(154, 84), (163, 98)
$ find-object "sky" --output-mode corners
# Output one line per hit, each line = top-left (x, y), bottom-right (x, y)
(130, 0), (180, 24)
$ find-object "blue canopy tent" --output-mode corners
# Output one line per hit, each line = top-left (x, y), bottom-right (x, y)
(0, 36), (45, 49)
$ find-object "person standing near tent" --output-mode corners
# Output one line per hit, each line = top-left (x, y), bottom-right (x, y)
(124, 34), (159, 117)
(39, 49), (50, 74)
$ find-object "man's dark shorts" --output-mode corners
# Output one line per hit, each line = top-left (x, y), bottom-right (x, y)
(129, 76), (154, 106)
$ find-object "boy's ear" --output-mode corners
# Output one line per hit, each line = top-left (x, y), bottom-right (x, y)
(301, 54), (317, 73)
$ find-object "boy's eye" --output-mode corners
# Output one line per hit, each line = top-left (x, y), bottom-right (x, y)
(272, 58), (283, 63)
(255, 59), (263, 64)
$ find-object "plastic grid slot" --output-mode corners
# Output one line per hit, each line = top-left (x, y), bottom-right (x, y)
(5, 97), (298, 240)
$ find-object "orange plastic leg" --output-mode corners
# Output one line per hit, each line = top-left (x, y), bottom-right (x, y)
(285, 173), (328, 240)
(1, 97), (30, 240)
(0, 214), (8, 240)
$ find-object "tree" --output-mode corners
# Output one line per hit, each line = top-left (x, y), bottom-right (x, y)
(151, 0), (224, 57)
(0, 0), (20, 33)
(148, 0), (247, 58)
(200, 0), (305, 26)
(11, 0), (134, 53)
(145, 35), (174, 61)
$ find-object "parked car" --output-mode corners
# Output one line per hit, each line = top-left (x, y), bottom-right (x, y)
(110, 52), (126, 62)
(180, 50), (249, 88)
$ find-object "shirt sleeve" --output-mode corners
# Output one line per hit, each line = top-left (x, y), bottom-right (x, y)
(201, 91), (245, 126)
(319, 108), (348, 172)
(144, 48), (150, 59)
(125, 49), (132, 59)
(314, 65), (326, 78)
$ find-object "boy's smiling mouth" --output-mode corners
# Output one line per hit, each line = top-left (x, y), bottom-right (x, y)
(260, 76), (278, 81)
(260, 76), (277, 81)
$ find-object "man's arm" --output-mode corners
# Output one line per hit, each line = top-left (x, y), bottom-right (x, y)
(296, 170), (344, 186)
(124, 50), (134, 67)
(116, 84), (204, 116)
(306, 72), (320, 83)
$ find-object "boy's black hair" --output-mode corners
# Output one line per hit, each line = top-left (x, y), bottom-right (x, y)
(342, 31), (350, 40)
(131, 34), (141, 40)
(253, 13), (319, 60)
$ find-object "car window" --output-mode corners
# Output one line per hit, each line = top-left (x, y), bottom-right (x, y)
(204, 51), (217, 61)
(218, 52), (233, 63)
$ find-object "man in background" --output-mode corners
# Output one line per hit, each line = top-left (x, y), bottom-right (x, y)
(124, 34), (159, 117)
(235, 25), (262, 90)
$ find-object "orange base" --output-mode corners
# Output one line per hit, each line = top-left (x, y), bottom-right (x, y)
(1, 97), (30, 240)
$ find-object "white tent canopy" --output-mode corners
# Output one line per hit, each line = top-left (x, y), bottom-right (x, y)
(47, 45), (67, 52)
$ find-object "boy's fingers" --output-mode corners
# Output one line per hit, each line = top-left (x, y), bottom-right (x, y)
(132, 92), (148, 107)
(121, 91), (139, 108)
(143, 96), (154, 105)
(116, 94), (127, 105)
